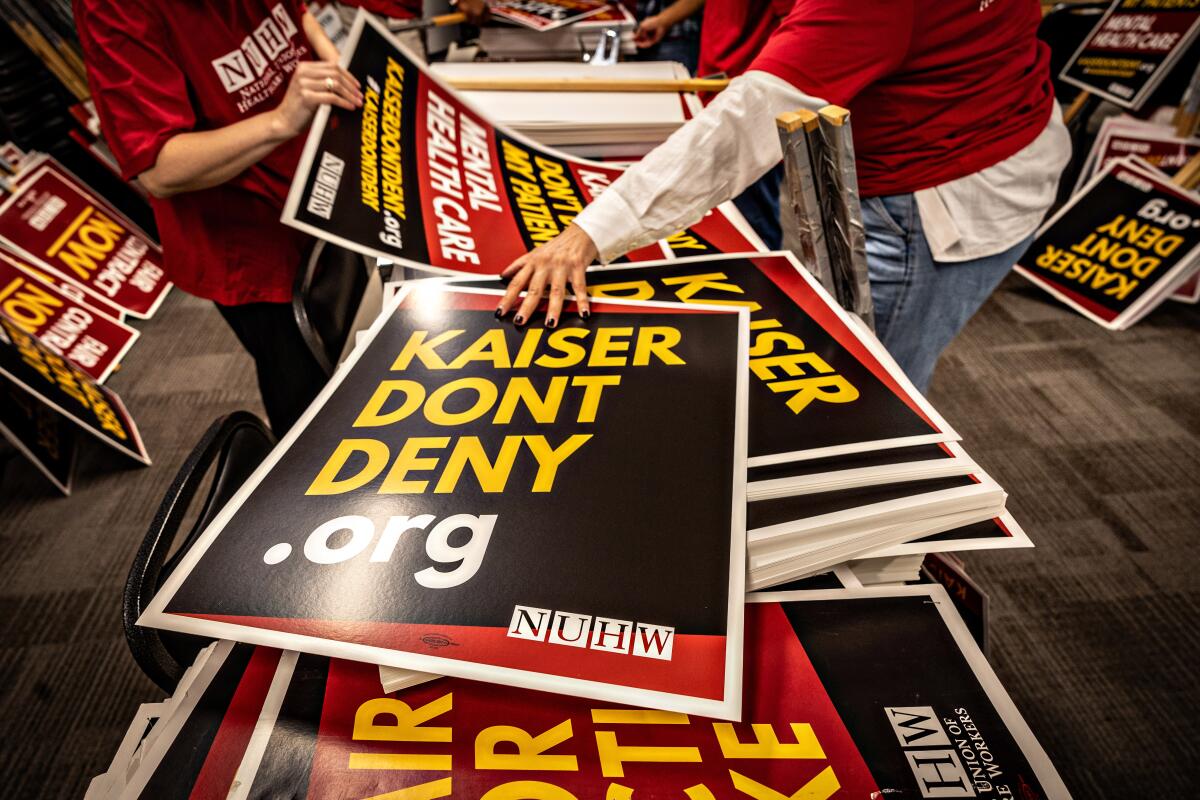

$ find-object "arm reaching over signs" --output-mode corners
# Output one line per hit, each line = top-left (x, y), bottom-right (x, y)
(495, 70), (814, 327)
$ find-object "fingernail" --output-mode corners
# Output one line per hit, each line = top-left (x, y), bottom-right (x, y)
(546, 317), (557, 329)
(514, 315), (524, 326)
(495, 307), (504, 318)
(581, 309), (591, 319)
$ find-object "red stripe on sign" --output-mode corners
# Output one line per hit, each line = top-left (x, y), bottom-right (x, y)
(752, 254), (942, 430)
(177, 614), (728, 701)
(749, 602), (882, 795)
(188, 647), (282, 800)
(1017, 266), (1122, 323)
(399, 289), (737, 316)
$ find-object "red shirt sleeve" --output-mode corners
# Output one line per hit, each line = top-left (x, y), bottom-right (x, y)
(748, 0), (915, 106)
(76, 0), (196, 181)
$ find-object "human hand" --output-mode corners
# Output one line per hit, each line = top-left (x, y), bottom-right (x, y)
(272, 60), (363, 139)
(496, 224), (600, 327)
(634, 14), (669, 48)
(454, 0), (490, 24)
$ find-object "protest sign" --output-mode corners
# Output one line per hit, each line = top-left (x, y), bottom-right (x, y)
(0, 163), (170, 319)
(1077, 121), (1200, 192)
(1016, 157), (1200, 329)
(282, 12), (762, 277)
(458, 252), (959, 466)
(143, 284), (749, 718)
(117, 587), (1070, 800)
(0, 375), (77, 494)
(0, 248), (138, 382)
(0, 313), (149, 464)
(1060, 0), (1200, 109)
(490, 0), (609, 31)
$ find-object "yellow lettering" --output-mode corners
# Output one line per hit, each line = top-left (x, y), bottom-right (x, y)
(308, 439), (391, 495)
(589, 327), (633, 367)
(526, 434), (591, 491)
(475, 720), (578, 771)
(434, 435), (521, 493)
(380, 436), (450, 493)
(425, 377), (498, 425)
(355, 380), (426, 427)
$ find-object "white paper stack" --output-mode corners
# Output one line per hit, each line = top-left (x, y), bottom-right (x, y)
(430, 60), (700, 159)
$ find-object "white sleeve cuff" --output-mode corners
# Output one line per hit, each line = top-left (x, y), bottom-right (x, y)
(574, 189), (649, 264)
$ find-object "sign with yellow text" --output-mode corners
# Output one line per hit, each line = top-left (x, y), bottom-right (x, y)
(142, 284), (749, 718)
(118, 588), (1070, 799)
(0, 314), (149, 464)
(282, 12), (764, 277)
(1016, 157), (1200, 329)
(457, 253), (958, 466)
(0, 248), (138, 382)
(0, 164), (170, 319)
(1060, 0), (1200, 109)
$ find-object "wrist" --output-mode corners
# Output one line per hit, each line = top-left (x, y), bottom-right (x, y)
(265, 107), (300, 143)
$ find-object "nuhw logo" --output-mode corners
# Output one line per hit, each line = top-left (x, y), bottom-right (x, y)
(507, 605), (675, 660)
(211, 3), (299, 93)
(884, 707), (974, 798)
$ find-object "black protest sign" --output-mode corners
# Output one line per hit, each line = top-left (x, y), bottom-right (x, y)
(121, 588), (1069, 800)
(761, 587), (1069, 799)
(0, 375), (77, 494)
(282, 13), (762, 276)
(0, 313), (148, 463)
(1060, 0), (1200, 109)
(489, 0), (609, 31)
(1016, 157), (1200, 329)
(144, 285), (748, 718)
(459, 252), (958, 465)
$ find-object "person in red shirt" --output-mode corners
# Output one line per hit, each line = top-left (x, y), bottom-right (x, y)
(496, 0), (1071, 391)
(75, 0), (365, 433)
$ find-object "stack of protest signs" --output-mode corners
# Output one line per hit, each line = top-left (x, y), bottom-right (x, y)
(0, 145), (159, 491)
(139, 280), (751, 720)
(94, 582), (1071, 799)
(281, 12), (765, 278)
(1016, 155), (1200, 329)
(1028, 0), (1200, 324)
(438, 250), (1024, 589)
(107, 14), (1060, 792)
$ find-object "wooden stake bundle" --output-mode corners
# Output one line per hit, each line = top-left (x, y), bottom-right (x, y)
(776, 109), (835, 295)
(814, 105), (874, 329)
(1172, 151), (1200, 191)
(774, 106), (875, 326)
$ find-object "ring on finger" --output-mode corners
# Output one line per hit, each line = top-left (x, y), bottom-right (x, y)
(325, 77), (335, 92)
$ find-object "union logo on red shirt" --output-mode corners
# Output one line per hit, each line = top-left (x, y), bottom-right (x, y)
(211, 3), (306, 108)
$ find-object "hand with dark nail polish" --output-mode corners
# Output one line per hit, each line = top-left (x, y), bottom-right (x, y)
(514, 315), (525, 326)
(546, 318), (557, 329)
(495, 308), (504, 318)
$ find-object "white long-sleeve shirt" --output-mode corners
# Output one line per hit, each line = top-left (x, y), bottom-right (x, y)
(574, 70), (1071, 265)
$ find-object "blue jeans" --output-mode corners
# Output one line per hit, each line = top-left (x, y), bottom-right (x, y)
(733, 164), (784, 251)
(862, 193), (1033, 393)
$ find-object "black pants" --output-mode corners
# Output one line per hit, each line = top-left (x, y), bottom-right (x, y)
(215, 301), (328, 436)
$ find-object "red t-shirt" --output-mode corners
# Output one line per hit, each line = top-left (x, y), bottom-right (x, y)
(337, 0), (423, 19)
(75, 0), (315, 305)
(749, 0), (1055, 197)
(697, 0), (792, 79)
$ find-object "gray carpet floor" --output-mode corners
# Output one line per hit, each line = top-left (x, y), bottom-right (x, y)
(0, 275), (1196, 798)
